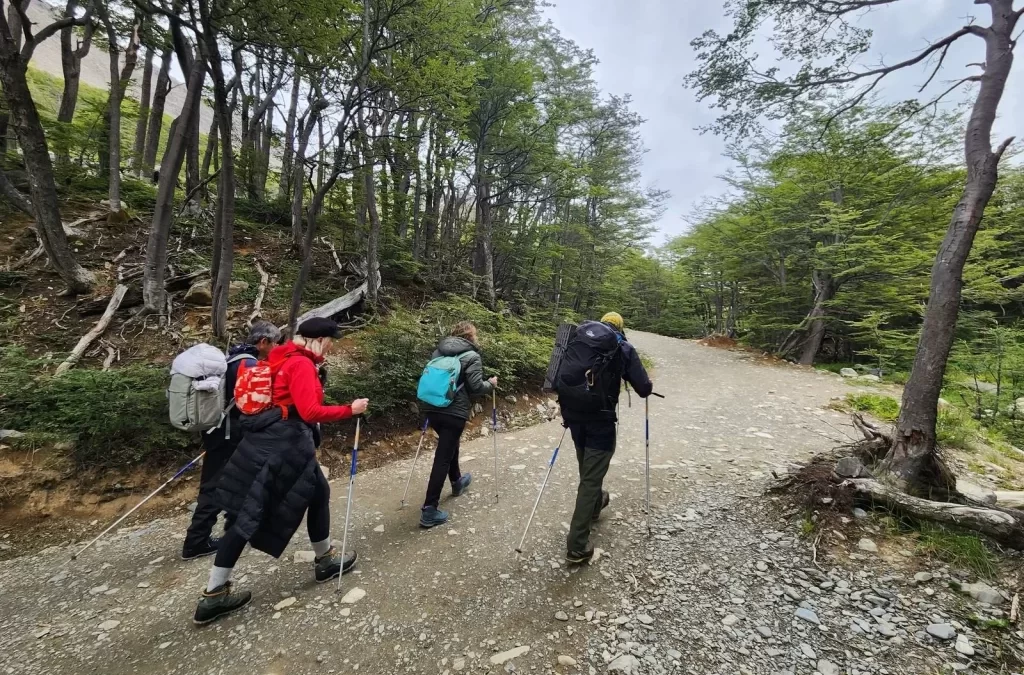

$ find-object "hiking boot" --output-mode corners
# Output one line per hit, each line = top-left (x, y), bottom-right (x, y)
(420, 506), (449, 528)
(192, 582), (252, 625)
(181, 537), (221, 561)
(593, 490), (610, 519)
(566, 545), (595, 565)
(452, 473), (472, 497)
(314, 547), (358, 583)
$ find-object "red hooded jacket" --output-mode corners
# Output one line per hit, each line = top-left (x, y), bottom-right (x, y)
(269, 342), (353, 424)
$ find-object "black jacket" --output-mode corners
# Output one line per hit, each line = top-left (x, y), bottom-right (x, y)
(560, 333), (653, 424)
(213, 408), (323, 558)
(419, 336), (494, 421)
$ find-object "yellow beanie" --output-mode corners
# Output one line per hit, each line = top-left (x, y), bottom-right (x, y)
(601, 312), (624, 331)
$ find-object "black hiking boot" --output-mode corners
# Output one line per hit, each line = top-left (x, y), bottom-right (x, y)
(192, 582), (252, 625)
(181, 537), (221, 561)
(314, 547), (358, 583)
(566, 545), (595, 565)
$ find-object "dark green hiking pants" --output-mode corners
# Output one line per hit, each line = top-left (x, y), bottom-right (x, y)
(566, 421), (616, 553)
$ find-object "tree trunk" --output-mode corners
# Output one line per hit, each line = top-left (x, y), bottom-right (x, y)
(0, 48), (93, 293)
(798, 270), (835, 366)
(132, 47), (152, 175)
(201, 116), (218, 180)
(142, 54), (206, 313)
(290, 101), (324, 249)
(279, 63), (301, 200)
(185, 118), (201, 199)
(0, 0), (31, 156)
(473, 168), (496, 307)
(0, 165), (31, 213)
(142, 48), (172, 180)
(101, 12), (140, 213)
(57, 0), (92, 165)
(882, 2), (1018, 494)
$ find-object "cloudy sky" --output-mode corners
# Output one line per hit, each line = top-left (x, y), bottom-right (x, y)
(542, 0), (1024, 243)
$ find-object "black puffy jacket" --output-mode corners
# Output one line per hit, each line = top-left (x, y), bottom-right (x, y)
(213, 408), (323, 558)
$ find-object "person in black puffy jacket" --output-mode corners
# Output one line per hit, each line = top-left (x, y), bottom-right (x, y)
(181, 321), (281, 561)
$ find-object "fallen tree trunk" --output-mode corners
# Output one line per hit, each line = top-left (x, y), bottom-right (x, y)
(249, 259), (269, 325)
(845, 477), (1024, 550)
(56, 284), (128, 376)
(76, 285), (143, 316)
(295, 281), (368, 327)
(290, 263), (381, 328)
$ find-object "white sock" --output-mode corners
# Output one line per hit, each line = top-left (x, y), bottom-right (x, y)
(311, 538), (331, 558)
(206, 566), (232, 592)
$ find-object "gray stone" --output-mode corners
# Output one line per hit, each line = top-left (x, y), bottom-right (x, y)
(557, 655), (577, 667)
(636, 614), (654, 625)
(490, 646), (530, 665)
(722, 614), (740, 627)
(293, 550), (316, 564)
(666, 650), (681, 660)
(799, 643), (816, 659)
(607, 654), (640, 673)
(795, 608), (820, 625)
(877, 622), (897, 637)
(756, 626), (772, 638)
(914, 572), (934, 584)
(926, 623), (957, 640)
(857, 374), (881, 382)
(840, 368), (858, 378)
(0, 429), (25, 439)
(555, 611), (569, 621)
(955, 635), (975, 656)
(835, 456), (871, 478)
(857, 538), (878, 553)
(852, 507), (868, 519)
(957, 581), (1005, 605)
(817, 660), (840, 675)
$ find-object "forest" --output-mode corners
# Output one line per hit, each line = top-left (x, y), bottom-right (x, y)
(0, 0), (662, 463)
(4, 0), (1024, 544)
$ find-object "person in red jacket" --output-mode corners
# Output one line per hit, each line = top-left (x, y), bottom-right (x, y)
(194, 318), (369, 625)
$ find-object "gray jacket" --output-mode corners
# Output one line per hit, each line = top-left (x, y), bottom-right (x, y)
(420, 336), (494, 421)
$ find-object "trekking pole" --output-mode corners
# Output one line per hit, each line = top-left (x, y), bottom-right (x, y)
(515, 427), (568, 555)
(644, 393), (664, 537)
(400, 418), (429, 509)
(64, 452), (206, 567)
(492, 389), (500, 503)
(644, 397), (651, 537)
(338, 417), (361, 592)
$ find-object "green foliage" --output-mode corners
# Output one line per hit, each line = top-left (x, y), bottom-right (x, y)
(0, 347), (190, 468)
(846, 393), (899, 423)
(326, 296), (555, 419)
(917, 523), (997, 579)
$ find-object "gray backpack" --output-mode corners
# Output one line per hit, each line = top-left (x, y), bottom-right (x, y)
(168, 344), (250, 435)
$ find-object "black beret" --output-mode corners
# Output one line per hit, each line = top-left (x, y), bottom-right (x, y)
(297, 317), (342, 339)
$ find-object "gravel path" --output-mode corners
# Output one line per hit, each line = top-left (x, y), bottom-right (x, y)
(0, 334), (1015, 674)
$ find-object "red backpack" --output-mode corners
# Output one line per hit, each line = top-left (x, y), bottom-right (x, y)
(234, 358), (290, 418)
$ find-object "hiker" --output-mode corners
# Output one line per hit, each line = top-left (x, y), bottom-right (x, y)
(193, 317), (369, 625)
(417, 321), (496, 528)
(555, 311), (652, 564)
(181, 321), (282, 561)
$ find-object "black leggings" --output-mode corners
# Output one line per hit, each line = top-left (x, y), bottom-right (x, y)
(214, 469), (332, 567)
(423, 414), (466, 509)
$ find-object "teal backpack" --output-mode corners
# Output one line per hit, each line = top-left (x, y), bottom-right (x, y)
(417, 356), (463, 407)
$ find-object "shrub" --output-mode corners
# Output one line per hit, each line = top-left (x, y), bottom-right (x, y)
(326, 296), (555, 420)
(846, 393), (900, 422)
(0, 347), (190, 468)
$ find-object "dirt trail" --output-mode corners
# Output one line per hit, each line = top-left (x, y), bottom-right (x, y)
(0, 334), (1008, 675)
